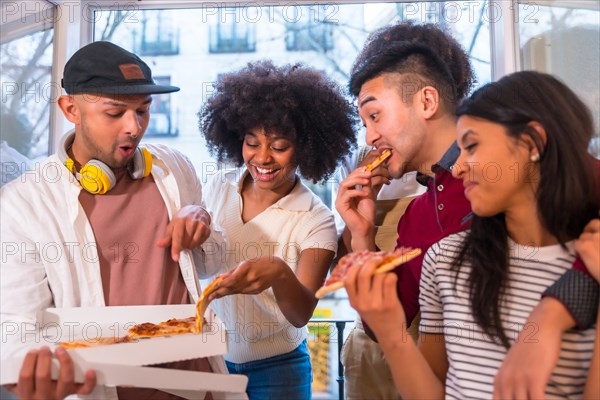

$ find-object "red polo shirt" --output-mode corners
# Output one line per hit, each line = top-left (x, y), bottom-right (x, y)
(394, 143), (472, 326)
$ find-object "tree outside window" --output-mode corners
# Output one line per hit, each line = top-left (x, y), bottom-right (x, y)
(286, 5), (334, 52)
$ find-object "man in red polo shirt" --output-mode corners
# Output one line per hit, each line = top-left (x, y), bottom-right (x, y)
(335, 22), (474, 399)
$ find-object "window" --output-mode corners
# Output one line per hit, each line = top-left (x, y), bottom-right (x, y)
(209, 8), (256, 53)
(286, 5), (334, 52)
(145, 77), (178, 137)
(91, 7), (491, 394)
(518, 1), (599, 156)
(86, 2), (495, 398)
(0, 29), (53, 161)
(137, 11), (179, 56)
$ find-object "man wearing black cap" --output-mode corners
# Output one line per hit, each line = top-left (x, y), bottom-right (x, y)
(1, 41), (225, 399)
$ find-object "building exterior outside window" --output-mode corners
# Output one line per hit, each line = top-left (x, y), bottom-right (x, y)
(286, 5), (334, 52)
(209, 8), (256, 53)
(137, 11), (179, 56)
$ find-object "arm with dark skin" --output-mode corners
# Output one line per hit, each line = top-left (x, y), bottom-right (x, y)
(578, 219), (599, 399)
(494, 298), (576, 399)
(585, 310), (600, 400)
(209, 248), (334, 327)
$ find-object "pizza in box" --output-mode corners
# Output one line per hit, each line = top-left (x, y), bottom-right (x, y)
(60, 278), (224, 349)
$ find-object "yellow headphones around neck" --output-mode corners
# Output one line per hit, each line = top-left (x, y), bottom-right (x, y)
(58, 131), (152, 195)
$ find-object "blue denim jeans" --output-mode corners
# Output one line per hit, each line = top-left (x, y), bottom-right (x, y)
(226, 340), (312, 400)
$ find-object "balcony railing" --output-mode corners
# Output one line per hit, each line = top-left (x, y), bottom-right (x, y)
(308, 318), (354, 400)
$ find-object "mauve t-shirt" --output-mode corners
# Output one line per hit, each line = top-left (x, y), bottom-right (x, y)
(79, 168), (212, 400)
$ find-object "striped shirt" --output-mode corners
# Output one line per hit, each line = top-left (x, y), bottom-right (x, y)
(420, 231), (595, 399)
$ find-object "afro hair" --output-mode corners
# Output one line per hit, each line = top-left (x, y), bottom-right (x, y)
(199, 60), (357, 182)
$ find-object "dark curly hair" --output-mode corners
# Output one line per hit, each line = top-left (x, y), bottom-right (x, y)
(198, 61), (357, 183)
(349, 22), (475, 110)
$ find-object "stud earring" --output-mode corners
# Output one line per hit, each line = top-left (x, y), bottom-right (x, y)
(530, 153), (540, 162)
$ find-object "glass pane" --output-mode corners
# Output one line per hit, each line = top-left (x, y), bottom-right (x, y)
(139, 11), (179, 56)
(209, 8), (256, 53)
(0, 29), (53, 162)
(93, 2), (491, 189)
(519, 3), (600, 156)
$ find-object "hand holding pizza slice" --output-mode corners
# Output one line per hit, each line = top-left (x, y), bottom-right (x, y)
(364, 149), (392, 172)
(315, 247), (421, 299)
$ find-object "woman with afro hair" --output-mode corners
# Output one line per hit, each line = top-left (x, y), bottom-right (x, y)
(197, 60), (356, 399)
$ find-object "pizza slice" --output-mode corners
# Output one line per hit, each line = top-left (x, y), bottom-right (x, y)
(364, 149), (392, 172)
(60, 317), (206, 349)
(315, 247), (422, 298)
(196, 276), (225, 333)
(128, 317), (197, 339)
(162, 316), (196, 330)
(60, 335), (131, 349)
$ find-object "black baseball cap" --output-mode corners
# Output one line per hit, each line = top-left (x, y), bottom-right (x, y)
(61, 41), (180, 95)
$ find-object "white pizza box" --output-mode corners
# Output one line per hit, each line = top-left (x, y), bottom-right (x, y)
(1, 304), (248, 399)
